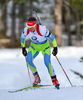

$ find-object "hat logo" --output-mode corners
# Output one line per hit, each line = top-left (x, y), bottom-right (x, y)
(34, 21), (36, 23)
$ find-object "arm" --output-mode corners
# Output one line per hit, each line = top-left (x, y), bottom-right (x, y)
(21, 29), (27, 56)
(40, 25), (58, 56)
(47, 32), (57, 47)
(21, 29), (26, 47)
(47, 32), (58, 56)
(40, 25), (57, 47)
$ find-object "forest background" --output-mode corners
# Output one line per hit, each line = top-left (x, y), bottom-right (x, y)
(0, 0), (83, 48)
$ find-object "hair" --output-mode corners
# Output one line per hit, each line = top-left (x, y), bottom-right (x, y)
(28, 17), (37, 21)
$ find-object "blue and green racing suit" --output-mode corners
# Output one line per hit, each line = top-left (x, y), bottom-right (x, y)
(21, 24), (57, 77)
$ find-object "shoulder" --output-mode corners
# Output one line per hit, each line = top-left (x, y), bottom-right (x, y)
(23, 27), (27, 32)
(39, 25), (49, 36)
(39, 25), (46, 31)
(22, 27), (28, 35)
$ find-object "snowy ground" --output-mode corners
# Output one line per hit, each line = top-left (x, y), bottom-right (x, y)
(0, 46), (83, 100)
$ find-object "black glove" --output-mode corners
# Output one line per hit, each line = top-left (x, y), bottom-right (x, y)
(52, 47), (58, 56)
(22, 47), (27, 56)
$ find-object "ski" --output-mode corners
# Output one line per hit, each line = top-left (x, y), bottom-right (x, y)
(8, 85), (53, 93)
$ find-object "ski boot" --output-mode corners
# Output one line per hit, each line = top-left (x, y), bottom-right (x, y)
(51, 75), (60, 89)
(33, 72), (41, 86)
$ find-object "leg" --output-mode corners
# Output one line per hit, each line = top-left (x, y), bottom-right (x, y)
(41, 42), (55, 77)
(44, 52), (60, 89)
(26, 45), (41, 86)
(44, 53), (55, 76)
(41, 41), (60, 89)
(27, 45), (39, 74)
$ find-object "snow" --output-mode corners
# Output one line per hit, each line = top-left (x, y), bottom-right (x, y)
(0, 46), (83, 100)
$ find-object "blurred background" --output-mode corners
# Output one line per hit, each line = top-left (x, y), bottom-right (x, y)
(0, 0), (83, 48)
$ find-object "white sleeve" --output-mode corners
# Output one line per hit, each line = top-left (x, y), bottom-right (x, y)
(21, 27), (27, 39)
(39, 25), (49, 36)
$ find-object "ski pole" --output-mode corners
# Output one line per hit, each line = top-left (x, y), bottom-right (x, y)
(25, 56), (32, 83)
(55, 56), (73, 87)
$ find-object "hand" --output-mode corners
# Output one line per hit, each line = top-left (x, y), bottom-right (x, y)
(22, 47), (27, 56)
(52, 47), (58, 56)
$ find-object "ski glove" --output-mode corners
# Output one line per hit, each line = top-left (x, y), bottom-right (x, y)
(22, 47), (27, 56)
(52, 47), (58, 56)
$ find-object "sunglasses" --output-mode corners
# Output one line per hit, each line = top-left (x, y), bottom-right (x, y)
(27, 26), (36, 29)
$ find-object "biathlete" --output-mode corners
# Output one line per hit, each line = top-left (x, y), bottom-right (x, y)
(21, 17), (60, 89)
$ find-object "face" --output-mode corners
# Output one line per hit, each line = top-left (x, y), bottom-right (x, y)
(29, 27), (36, 32)
(28, 25), (36, 32)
